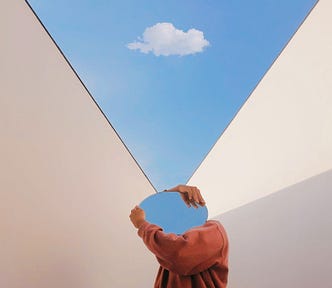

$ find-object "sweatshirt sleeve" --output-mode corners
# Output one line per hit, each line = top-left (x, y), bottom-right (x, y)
(137, 220), (225, 275)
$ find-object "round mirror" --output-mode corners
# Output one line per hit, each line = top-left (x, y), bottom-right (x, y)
(139, 192), (208, 235)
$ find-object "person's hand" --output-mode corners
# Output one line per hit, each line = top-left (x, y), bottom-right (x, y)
(129, 206), (146, 229)
(164, 184), (206, 208)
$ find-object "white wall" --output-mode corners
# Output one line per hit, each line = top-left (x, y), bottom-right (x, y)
(188, 0), (332, 217)
(187, 1), (332, 287)
(0, 0), (157, 287)
(216, 169), (332, 288)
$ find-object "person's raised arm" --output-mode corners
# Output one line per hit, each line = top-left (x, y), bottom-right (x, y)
(129, 206), (224, 276)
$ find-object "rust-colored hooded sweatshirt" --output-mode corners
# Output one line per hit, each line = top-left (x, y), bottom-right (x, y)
(138, 220), (229, 288)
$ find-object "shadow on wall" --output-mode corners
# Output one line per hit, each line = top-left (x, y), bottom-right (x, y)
(216, 168), (332, 288)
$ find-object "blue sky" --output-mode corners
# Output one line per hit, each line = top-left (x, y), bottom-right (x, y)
(27, 0), (317, 191)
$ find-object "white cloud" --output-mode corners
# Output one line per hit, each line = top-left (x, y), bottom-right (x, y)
(127, 22), (210, 56)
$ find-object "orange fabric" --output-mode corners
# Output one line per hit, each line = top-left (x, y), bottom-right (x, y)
(138, 220), (229, 288)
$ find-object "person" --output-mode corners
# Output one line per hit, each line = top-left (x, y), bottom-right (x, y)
(129, 184), (229, 288)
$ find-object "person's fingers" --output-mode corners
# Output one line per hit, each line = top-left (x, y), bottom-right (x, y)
(187, 189), (193, 201)
(130, 207), (139, 218)
(131, 206), (142, 212)
(180, 193), (190, 207)
(188, 187), (197, 205)
(196, 189), (206, 206)
(191, 187), (200, 204)
(181, 193), (191, 207)
(190, 198), (199, 208)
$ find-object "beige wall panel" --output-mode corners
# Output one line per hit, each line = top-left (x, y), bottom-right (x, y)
(216, 169), (332, 288)
(188, 0), (332, 216)
(0, 0), (157, 287)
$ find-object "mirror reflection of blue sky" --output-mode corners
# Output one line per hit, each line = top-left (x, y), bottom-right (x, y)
(140, 192), (208, 235)
(27, 0), (317, 190)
